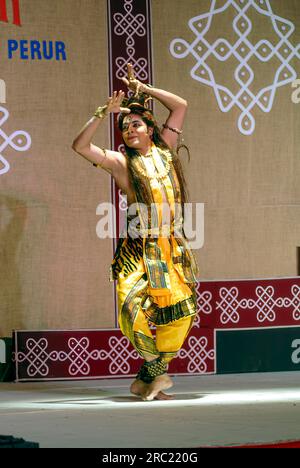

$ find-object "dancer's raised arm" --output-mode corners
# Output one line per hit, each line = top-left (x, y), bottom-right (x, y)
(122, 63), (187, 150)
(72, 91), (130, 175)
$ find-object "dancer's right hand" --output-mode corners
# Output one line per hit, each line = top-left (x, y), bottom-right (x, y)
(106, 90), (130, 114)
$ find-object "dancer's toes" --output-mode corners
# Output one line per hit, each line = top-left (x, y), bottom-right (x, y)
(154, 391), (174, 400)
(144, 374), (173, 401)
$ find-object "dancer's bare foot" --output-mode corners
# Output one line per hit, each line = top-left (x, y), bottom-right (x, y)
(143, 374), (173, 401)
(154, 391), (174, 400)
(130, 379), (147, 397)
(130, 379), (173, 400)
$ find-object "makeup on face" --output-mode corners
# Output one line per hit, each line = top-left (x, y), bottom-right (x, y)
(122, 116), (145, 134)
(121, 114), (153, 153)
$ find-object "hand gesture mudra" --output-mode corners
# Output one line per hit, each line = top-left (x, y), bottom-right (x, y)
(106, 91), (130, 114)
(121, 63), (146, 96)
(94, 64), (148, 120)
(94, 90), (130, 118)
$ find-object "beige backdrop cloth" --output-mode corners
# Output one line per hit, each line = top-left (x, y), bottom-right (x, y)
(0, 0), (300, 336)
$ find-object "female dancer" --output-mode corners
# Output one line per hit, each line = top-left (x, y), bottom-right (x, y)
(72, 64), (198, 400)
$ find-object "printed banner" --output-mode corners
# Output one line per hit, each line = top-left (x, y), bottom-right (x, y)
(13, 327), (214, 381)
(107, 0), (153, 323)
(197, 277), (300, 329)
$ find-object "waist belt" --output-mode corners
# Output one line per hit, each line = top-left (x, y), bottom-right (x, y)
(137, 224), (183, 238)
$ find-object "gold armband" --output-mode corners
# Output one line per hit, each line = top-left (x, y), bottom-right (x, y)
(92, 148), (107, 168)
(162, 123), (182, 135)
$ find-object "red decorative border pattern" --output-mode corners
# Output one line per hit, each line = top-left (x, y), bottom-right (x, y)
(13, 277), (300, 381)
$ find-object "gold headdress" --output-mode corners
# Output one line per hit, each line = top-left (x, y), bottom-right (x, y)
(121, 87), (153, 111)
(118, 86), (156, 130)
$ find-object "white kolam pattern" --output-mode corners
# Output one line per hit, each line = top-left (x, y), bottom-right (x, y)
(178, 335), (215, 373)
(15, 336), (140, 377)
(217, 284), (300, 324)
(170, 0), (300, 135)
(114, 0), (149, 83)
(14, 330), (213, 377)
(0, 105), (31, 175)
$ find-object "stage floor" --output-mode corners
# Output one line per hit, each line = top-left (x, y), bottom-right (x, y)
(1, 371), (300, 448)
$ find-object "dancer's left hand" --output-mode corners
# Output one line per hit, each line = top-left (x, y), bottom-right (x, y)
(121, 63), (146, 96)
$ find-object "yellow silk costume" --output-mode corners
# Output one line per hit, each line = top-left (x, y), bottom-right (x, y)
(110, 144), (199, 366)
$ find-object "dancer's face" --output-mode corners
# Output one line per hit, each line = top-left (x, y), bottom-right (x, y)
(122, 114), (152, 150)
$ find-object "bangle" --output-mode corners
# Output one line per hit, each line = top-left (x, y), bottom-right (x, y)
(94, 105), (108, 119)
(93, 148), (107, 168)
(162, 123), (182, 135)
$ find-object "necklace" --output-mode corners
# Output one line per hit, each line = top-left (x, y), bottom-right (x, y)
(135, 148), (172, 180)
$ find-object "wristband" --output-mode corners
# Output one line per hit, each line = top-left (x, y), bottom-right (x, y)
(94, 105), (108, 119)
